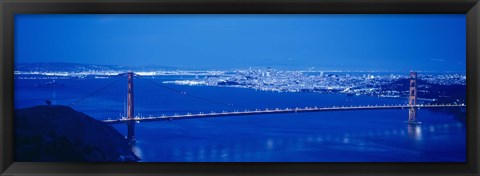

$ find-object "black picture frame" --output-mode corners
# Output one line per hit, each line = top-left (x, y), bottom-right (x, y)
(1, 0), (479, 175)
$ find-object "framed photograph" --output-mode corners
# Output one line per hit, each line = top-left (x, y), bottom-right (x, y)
(1, 0), (479, 175)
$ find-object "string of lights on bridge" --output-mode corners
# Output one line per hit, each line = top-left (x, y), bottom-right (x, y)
(103, 103), (465, 124)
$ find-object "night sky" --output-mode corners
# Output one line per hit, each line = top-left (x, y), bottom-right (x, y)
(15, 14), (466, 71)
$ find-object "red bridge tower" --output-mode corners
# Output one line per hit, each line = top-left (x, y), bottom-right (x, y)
(408, 71), (420, 124)
(127, 72), (135, 146)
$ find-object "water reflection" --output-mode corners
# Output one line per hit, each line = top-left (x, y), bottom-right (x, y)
(408, 124), (423, 141)
(131, 145), (143, 159)
(133, 122), (464, 162)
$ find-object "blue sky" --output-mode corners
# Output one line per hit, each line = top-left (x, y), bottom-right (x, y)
(15, 14), (465, 71)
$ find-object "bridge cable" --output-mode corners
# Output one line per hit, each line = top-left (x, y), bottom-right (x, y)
(69, 75), (124, 107)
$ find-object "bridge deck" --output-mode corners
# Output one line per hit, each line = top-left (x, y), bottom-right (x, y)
(103, 104), (465, 124)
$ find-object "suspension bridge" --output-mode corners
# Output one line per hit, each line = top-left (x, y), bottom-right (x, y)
(65, 71), (465, 145)
(102, 104), (465, 124)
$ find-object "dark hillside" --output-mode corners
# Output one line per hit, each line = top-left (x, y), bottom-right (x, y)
(15, 105), (139, 162)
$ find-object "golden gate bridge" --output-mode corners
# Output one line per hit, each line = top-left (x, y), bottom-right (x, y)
(69, 71), (465, 145)
(103, 103), (465, 125)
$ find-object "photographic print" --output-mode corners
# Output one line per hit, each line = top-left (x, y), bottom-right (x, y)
(14, 14), (466, 162)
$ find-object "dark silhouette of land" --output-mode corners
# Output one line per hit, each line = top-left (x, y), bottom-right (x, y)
(15, 105), (140, 162)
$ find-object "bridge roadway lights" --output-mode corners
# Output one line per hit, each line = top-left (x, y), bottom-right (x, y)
(103, 104), (465, 124)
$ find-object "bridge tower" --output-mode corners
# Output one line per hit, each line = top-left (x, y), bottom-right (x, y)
(127, 72), (135, 146)
(408, 71), (418, 124)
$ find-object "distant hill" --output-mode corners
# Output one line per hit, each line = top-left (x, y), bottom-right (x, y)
(14, 62), (180, 72)
(15, 105), (140, 162)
